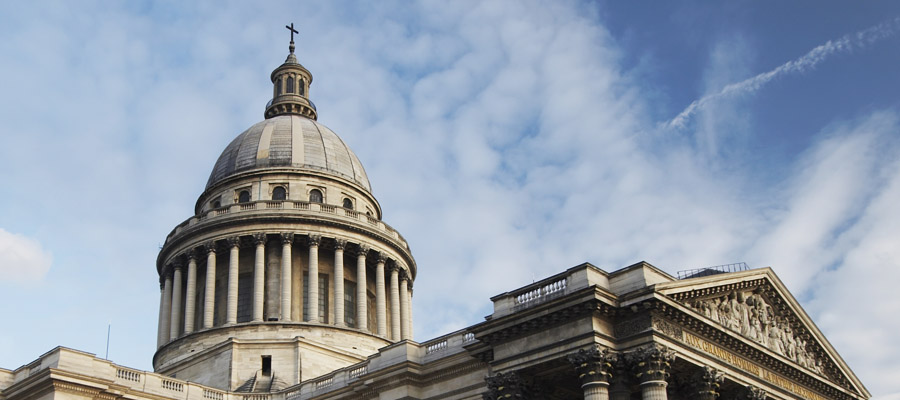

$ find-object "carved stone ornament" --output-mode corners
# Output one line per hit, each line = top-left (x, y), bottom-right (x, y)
(204, 240), (217, 254)
(253, 232), (267, 245)
(334, 239), (347, 250)
(626, 344), (676, 383)
(307, 234), (321, 246)
(376, 252), (388, 263)
(694, 366), (724, 400)
(567, 345), (617, 385)
(483, 372), (534, 400)
(280, 232), (294, 245)
(687, 287), (825, 376)
(746, 385), (767, 400)
(356, 244), (370, 256)
(226, 236), (241, 248)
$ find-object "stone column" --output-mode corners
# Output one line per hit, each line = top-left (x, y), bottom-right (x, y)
(169, 263), (184, 339)
(158, 275), (172, 346)
(280, 233), (294, 321)
(375, 254), (387, 336)
(408, 284), (414, 339)
(356, 245), (369, 331)
(694, 366), (724, 400)
(253, 233), (266, 322)
(183, 252), (198, 333)
(203, 242), (217, 329)
(567, 345), (617, 400)
(333, 239), (346, 327)
(626, 344), (675, 400)
(306, 235), (321, 322)
(399, 272), (410, 340)
(609, 359), (631, 400)
(226, 237), (240, 325)
(389, 265), (401, 341)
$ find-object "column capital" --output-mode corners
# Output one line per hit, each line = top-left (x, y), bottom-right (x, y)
(626, 344), (675, 384)
(307, 234), (321, 246)
(376, 252), (388, 263)
(334, 238), (347, 250)
(745, 385), (767, 400)
(483, 372), (536, 400)
(227, 236), (241, 248)
(281, 232), (295, 245)
(694, 366), (724, 399)
(356, 244), (370, 256)
(567, 345), (617, 386)
(204, 241), (217, 254)
(389, 264), (401, 273)
(253, 232), (267, 245)
(171, 261), (185, 271)
(182, 249), (197, 261)
(399, 269), (410, 281)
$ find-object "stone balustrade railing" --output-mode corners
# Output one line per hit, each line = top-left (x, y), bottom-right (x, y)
(164, 200), (409, 250)
(3, 338), (480, 400)
(490, 263), (608, 318)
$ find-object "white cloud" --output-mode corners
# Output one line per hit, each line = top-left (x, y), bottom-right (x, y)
(0, 228), (52, 283)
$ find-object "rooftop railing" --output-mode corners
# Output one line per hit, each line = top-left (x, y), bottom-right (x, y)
(676, 262), (749, 280)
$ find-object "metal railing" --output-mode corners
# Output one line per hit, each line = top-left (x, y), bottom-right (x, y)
(676, 262), (748, 279)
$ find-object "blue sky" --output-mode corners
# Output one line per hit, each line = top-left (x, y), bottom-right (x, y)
(1, 1), (899, 398)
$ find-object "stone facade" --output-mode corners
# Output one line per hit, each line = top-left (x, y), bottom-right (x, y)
(0, 35), (871, 400)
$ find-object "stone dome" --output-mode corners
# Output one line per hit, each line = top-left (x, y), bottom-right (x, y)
(206, 115), (371, 191)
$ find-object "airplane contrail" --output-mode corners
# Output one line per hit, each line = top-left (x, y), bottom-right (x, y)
(664, 16), (900, 130)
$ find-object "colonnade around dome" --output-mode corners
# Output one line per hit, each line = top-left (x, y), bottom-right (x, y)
(156, 232), (414, 350)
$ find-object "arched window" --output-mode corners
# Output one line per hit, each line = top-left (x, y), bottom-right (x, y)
(299, 79), (305, 96)
(275, 78), (282, 96)
(287, 76), (294, 93)
(212, 200), (221, 209)
(272, 186), (286, 201)
(309, 189), (323, 203)
(238, 190), (251, 203)
(342, 198), (353, 209)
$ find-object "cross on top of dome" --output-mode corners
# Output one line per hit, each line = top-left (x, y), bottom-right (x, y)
(266, 23), (316, 120)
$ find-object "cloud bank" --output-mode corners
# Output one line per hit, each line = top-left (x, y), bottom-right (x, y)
(0, 228), (52, 283)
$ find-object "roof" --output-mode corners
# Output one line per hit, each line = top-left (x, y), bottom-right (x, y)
(206, 115), (371, 191)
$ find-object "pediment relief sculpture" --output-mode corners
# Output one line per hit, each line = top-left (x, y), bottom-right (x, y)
(686, 287), (826, 377)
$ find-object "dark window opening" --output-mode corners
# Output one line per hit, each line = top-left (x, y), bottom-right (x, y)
(211, 198), (221, 209)
(238, 190), (251, 203)
(287, 77), (294, 94)
(299, 79), (305, 96)
(275, 78), (282, 96)
(273, 186), (286, 201)
(261, 356), (272, 376)
(309, 189), (323, 203)
(342, 198), (353, 209)
(344, 280), (356, 327)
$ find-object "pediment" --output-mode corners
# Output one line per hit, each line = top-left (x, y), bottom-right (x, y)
(655, 268), (868, 398)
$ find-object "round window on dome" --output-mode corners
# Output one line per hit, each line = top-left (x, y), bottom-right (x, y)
(273, 186), (287, 201)
(238, 190), (251, 203)
(342, 198), (353, 209)
(309, 189), (323, 203)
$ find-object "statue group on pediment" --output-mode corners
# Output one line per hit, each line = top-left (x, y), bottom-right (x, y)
(690, 288), (825, 376)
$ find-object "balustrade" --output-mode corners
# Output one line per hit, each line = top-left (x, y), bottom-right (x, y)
(162, 379), (184, 392)
(116, 368), (142, 382)
(203, 389), (224, 400)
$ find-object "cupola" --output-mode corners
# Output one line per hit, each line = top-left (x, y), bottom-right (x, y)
(264, 24), (317, 120)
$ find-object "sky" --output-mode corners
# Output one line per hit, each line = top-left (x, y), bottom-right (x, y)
(1, 0), (899, 398)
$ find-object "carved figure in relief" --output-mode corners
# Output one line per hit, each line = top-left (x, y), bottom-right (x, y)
(686, 288), (825, 376)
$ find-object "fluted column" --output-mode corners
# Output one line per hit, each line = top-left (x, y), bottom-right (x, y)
(568, 345), (617, 400)
(183, 252), (198, 333)
(333, 239), (346, 327)
(626, 345), (675, 400)
(399, 272), (410, 340)
(159, 274), (172, 346)
(306, 235), (321, 323)
(408, 285), (414, 339)
(253, 233), (266, 322)
(280, 233), (294, 321)
(356, 245), (369, 331)
(694, 366), (724, 400)
(203, 242), (217, 329)
(169, 263), (184, 339)
(226, 237), (240, 325)
(389, 265), (401, 341)
(375, 254), (387, 336)
(609, 360), (631, 400)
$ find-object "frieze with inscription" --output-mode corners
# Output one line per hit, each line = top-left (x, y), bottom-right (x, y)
(687, 287), (825, 376)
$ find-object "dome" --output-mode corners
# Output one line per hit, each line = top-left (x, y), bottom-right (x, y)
(206, 115), (372, 191)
